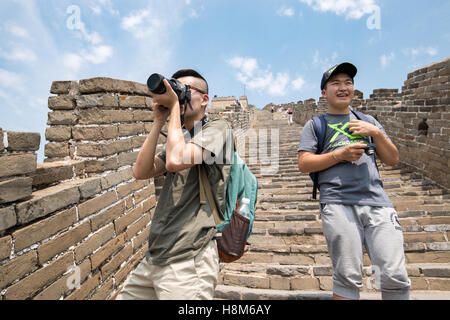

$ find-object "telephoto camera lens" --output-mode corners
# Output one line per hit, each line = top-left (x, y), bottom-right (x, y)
(146, 73), (192, 119)
(147, 73), (166, 94)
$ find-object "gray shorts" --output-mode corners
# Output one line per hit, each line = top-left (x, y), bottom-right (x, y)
(320, 203), (411, 300)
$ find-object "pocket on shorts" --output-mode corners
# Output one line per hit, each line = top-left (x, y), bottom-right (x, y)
(373, 207), (403, 232)
(389, 209), (403, 231)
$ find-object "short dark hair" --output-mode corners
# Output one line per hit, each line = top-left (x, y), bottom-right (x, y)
(172, 69), (209, 94)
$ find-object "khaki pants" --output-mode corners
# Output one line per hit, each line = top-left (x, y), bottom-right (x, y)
(116, 240), (219, 300)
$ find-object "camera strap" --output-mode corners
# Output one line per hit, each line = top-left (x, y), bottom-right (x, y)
(179, 85), (193, 126)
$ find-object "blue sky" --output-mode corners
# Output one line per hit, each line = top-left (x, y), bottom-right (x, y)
(0, 0), (449, 162)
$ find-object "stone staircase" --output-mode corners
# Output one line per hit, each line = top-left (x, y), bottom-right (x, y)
(215, 110), (450, 300)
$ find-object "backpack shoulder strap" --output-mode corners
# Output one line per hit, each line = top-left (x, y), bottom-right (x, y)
(351, 109), (369, 123)
(310, 114), (327, 199)
(312, 114), (327, 153)
(198, 165), (221, 226)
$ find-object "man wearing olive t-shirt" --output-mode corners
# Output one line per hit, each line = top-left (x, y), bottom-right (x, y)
(117, 69), (232, 300)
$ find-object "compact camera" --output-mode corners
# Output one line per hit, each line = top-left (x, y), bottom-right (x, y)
(363, 143), (376, 156)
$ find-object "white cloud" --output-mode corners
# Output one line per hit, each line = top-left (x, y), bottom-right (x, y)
(0, 46), (37, 63)
(121, 9), (150, 30)
(227, 57), (259, 79)
(299, 0), (379, 19)
(380, 52), (395, 68)
(268, 73), (290, 96)
(120, 2), (192, 39)
(277, 6), (295, 17)
(227, 56), (290, 96)
(402, 46), (438, 58)
(63, 53), (84, 71)
(0, 88), (11, 100)
(0, 69), (23, 89)
(189, 5), (206, 19)
(82, 45), (114, 64)
(292, 76), (306, 90)
(79, 25), (102, 45)
(91, 5), (102, 15)
(189, 9), (199, 18)
(62, 45), (113, 71)
(121, 9), (162, 39)
(118, 2), (190, 80)
(92, 0), (120, 16)
(2, 21), (30, 38)
(28, 97), (47, 112)
(425, 47), (438, 56)
(313, 50), (339, 71)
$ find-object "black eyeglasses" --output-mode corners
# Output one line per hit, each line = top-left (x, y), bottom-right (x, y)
(189, 85), (207, 95)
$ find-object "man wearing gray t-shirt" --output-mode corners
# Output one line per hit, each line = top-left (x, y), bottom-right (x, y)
(298, 63), (411, 300)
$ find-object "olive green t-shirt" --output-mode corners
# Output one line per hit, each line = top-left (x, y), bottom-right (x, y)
(147, 118), (233, 265)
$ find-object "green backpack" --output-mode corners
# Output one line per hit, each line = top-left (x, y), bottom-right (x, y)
(199, 142), (258, 262)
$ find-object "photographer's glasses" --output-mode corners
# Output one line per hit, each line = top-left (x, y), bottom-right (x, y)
(189, 85), (207, 95)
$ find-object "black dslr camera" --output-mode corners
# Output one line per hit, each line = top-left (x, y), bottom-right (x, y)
(363, 143), (376, 156)
(147, 73), (192, 110)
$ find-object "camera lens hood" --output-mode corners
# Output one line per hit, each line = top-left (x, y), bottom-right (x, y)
(147, 73), (166, 94)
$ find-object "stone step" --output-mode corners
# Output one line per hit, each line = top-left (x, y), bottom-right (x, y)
(256, 203), (320, 211)
(254, 213), (450, 225)
(255, 212), (318, 222)
(253, 173), (424, 184)
(220, 262), (450, 278)
(256, 203), (450, 214)
(240, 246), (450, 264)
(215, 285), (333, 300)
(248, 229), (450, 247)
(246, 232), (449, 257)
(258, 188), (315, 195)
(256, 187), (447, 199)
(217, 262), (450, 293)
(258, 195), (315, 203)
(257, 193), (448, 203)
(254, 211), (450, 228)
(253, 170), (423, 179)
(214, 285), (450, 300)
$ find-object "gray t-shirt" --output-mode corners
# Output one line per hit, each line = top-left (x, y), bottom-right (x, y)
(298, 112), (393, 207)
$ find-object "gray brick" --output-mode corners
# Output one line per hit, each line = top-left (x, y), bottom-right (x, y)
(15, 183), (80, 225)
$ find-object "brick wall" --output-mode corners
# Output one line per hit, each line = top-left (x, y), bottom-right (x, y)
(0, 77), (157, 300)
(358, 58), (450, 189)
(293, 57), (450, 189)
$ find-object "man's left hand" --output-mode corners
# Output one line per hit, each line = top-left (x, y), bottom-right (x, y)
(348, 120), (381, 138)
